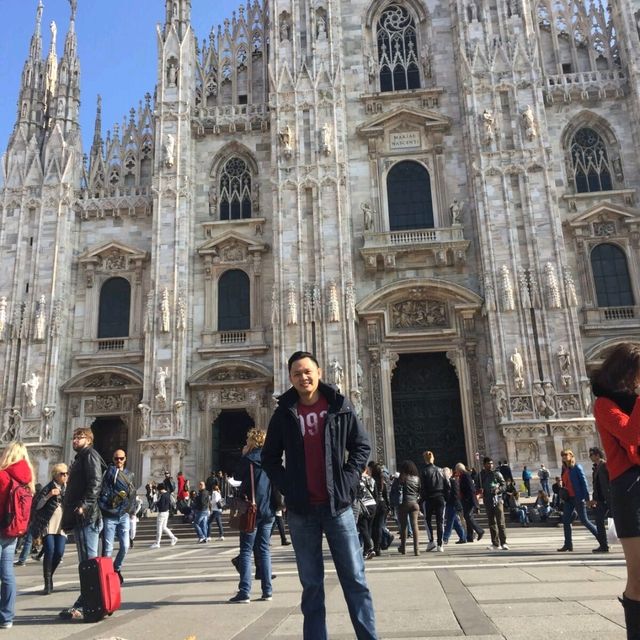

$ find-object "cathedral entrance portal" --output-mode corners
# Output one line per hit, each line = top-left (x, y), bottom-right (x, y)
(92, 416), (128, 463)
(212, 410), (254, 475)
(392, 353), (467, 469)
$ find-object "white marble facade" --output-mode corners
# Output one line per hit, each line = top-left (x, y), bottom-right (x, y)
(2, 0), (640, 485)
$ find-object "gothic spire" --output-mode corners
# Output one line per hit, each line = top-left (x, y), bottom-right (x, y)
(90, 94), (103, 161)
(29, 0), (44, 61)
(165, 0), (192, 39)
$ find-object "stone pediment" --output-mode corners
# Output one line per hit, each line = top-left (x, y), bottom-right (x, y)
(568, 201), (640, 227)
(78, 241), (148, 271)
(197, 231), (268, 262)
(357, 106), (451, 139)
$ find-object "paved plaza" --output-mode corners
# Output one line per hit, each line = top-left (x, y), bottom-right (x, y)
(7, 520), (628, 639)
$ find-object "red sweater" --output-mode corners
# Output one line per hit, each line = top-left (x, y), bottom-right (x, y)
(0, 460), (33, 519)
(593, 396), (640, 480)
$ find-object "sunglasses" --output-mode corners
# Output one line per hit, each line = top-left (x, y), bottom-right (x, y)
(58, 471), (69, 476)
(113, 457), (125, 461)
(72, 435), (86, 441)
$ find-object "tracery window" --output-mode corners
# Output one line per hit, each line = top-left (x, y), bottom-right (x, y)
(591, 243), (633, 307)
(377, 4), (420, 92)
(570, 127), (613, 193)
(387, 161), (434, 231)
(218, 269), (250, 330)
(219, 158), (252, 220)
(98, 277), (131, 338)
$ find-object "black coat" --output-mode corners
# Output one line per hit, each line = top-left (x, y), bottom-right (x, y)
(61, 446), (106, 531)
(262, 382), (370, 516)
(32, 480), (65, 538)
(592, 460), (611, 506)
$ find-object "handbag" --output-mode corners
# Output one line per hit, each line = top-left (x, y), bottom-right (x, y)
(228, 463), (257, 533)
(607, 517), (619, 546)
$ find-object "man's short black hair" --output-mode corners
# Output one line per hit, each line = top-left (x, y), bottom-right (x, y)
(589, 447), (604, 457)
(288, 351), (320, 372)
(483, 456), (493, 465)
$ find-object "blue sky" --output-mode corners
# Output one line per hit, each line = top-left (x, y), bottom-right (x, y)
(0, 1), (238, 154)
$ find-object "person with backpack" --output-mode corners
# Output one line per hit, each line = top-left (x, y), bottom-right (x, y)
(100, 449), (137, 584)
(455, 462), (484, 542)
(538, 464), (551, 495)
(522, 466), (532, 497)
(420, 450), (448, 552)
(0, 441), (35, 629)
(59, 427), (106, 621)
(32, 463), (68, 595)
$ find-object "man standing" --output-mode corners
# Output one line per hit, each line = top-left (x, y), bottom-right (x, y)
(59, 427), (106, 620)
(455, 462), (484, 542)
(538, 464), (550, 495)
(589, 447), (611, 553)
(522, 465), (532, 497)
(498, 460), (513, 483)
(162, 471), (177, 514)
(262, 351), (378, 640)
(480, 457), (509, 551)
(192, 481), (210, 543)
(100, 449), (136, 584)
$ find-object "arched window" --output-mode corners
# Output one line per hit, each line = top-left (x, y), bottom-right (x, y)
(219, 157), (252, 220)
(591, 243), (634, 307)
(387, 161), (434, 231)
(218, 269), (250, 330)
(98, 277), (131, 338)
(571, 128), (613, 193)
(377, 4), (421, 92)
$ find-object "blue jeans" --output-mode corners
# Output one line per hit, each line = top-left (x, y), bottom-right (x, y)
(102, 514), (130, 571)
(43, 534), (66, 566)
(0, 537), (17, 624)
(443, 504), (466, 542)
(541, 479), (550, 495)
(238, 515), (274, 598)
(17, 532), (33, 563)
(72, 520), (103, 609)
(208, 511), (224, 537)
(193, 510), (209, 540)
(562, 497), (598, 547)
(288, 505), (378, 640)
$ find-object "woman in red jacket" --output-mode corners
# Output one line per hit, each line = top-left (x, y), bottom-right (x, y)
(592, 343), (640, 639)
(0, 441), (35, 629)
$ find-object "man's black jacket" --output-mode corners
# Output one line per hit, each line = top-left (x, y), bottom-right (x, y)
(261, 381), (370, 516)
(592, 460), (611, 506)
(61, 445), (106, 530)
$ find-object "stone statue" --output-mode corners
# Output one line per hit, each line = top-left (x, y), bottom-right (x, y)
(557, 346), (572, 387)
(420, 45), (432, 79)
(366, 52), (377, 79)
(490, 385), (507, 419)
(468, 1), (479, 21)
(564, 268), (578, 307)
(303, 285), (314, 323)
(544, 262), (561, 309)
(10, 409), (21, 441)
(286, 282), (298, 325)
(22, 372), (40, 408)
(175, 295), (186, 331)
(163, 133), (175, 169)
(362, 203), (374, 231)
(155, 367), (169, 403)
(271, 284), (279, 324)
(174, 399), (186, 433)
(160, 288), (171, 332)
(345, 282), (356, 320)
(449, 200), (463, 225)
(581, 380), (592, 413)
(0, 296), (7, 340)
(320, 123), (332, 156)
(518, 267), (531, 309)
(351, 389), (363, 421)
(329, 359), (344, 391)
(167, 61), (178, 88)
(486, 356), (495, 386)
(138, 402), (151, 437)
(500, 265), (515, 311)
(34, 295), (46, 341)
(327, 281), (340, 323)
(532, 382), (553, 417)
(482, 109), (495, 145)
(521, 105), (537, 141)
(543, 382), (557, 416)
(280, 18), (290, 42)
(42, 406), (55, 441)
(510, 348), (524, 389)
(279, 125), (293, 158)
(356, 360), (364, 388)
(317, 14), (327, 39)
(484, 275), (496, 312)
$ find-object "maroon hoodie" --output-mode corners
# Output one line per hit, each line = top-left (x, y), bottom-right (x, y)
(0, 459), (33, 520)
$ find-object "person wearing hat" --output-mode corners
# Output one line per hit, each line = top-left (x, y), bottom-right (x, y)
(589, 447), (611, 553)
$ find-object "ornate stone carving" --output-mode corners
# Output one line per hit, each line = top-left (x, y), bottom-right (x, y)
(533, 381), (555, 417)
(320, 122), (332, 156)
(345, 281), (356, 320)
(1, 409), (22, 442)
(351, 389), (363, 421)
(0, 296), (7, 340)
(138, 402), (151, 437)
(510, 348), (524, 389)
(544, 263), (561, 309)
(219, 241), (246, 263)
(175, 293), (186, 331)
(491, 385), (508, 419)
(557, 394), (581, 413)
(163, 133), (175, 168)
(391, 299), (447, 329)
(518, 267), (531, 309)
(482, 109), (495, 145)
(174, 399), (186, 433)
(271, 284), (279, 324)
(160, 288), (171, 333)
(102, 250), (127, 271)
(221, 388), (246, 404)
(356, 360), (364, 388)
(34, 295), (46, 341)
(286, 282), (298, 325)
(449, 200), (463, 225)
(327, 280), (340, 322)
(329, 359), (344, 391)
(50, 299), (62, 337)
(42, 406), (54, 441)
(515, 440), (539, 463)
(564, 268), (578, 307)
(486, 356), (495, 386)
(557, 346), (572, 387)
(22, 372), (39, 409)
(368, 350), (385, 462)
(521, 105), (537, 141)
(484, 275), (496, 312)
(84, 374), (128, 388)
(510, 396), (533, 413)
(593, 221), (615, 237)
(156, 367), (169, 404)
(279, 125), (293, 159)
(206, 369), (259, 382)
(581, 380), (593, 413)
(499, 266), (515, 311)
(362, 203), (374, 231)
(144, 292), (154, 334)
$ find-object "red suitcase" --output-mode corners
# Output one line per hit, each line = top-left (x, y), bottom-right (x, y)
(78, 556), (121, 622)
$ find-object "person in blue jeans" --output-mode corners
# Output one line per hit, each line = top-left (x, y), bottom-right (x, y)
(557, 449), (599, 552)
(442, 467), (466, 544)
(59, 427), (105, 620)
(229, 428), (274, 603)
(0, 441), (36, 629)
(262, 351), (378, 640)
(100, 449), (137, 583)
(192, 482), (210, 543)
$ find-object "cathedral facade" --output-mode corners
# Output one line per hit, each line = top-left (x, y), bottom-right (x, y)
(1, 0), (638, 486)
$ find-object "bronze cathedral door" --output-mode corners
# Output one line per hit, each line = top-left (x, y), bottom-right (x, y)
(391, 352), (467, 469)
